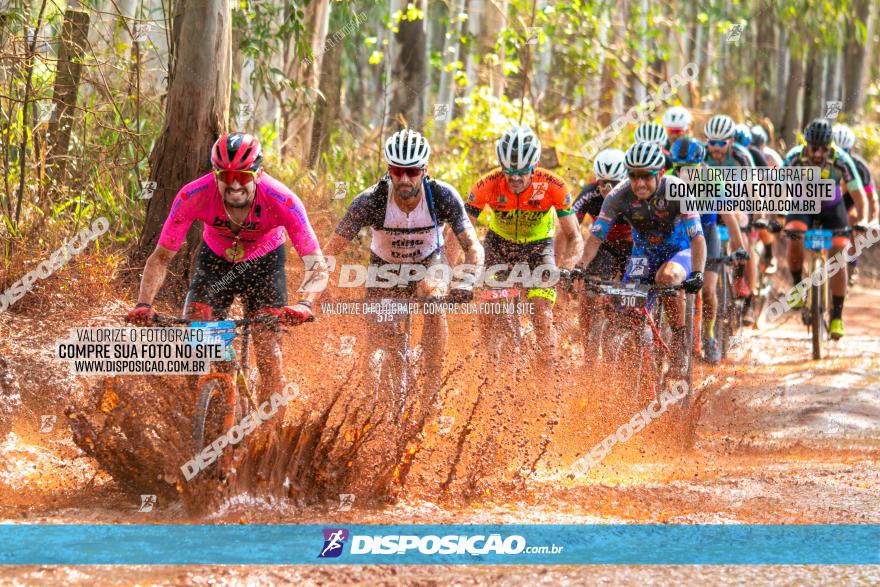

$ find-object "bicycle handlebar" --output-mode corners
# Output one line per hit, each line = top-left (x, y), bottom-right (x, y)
(781, 227), (852, 240)
(577, 276), (687, 296)
(708, 248), (750, 265)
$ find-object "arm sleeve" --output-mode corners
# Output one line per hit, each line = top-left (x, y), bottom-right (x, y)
(335, 191), (378, 240)
(465, 184), (486, 217)
(572, 190), (590, 224)
(274, 191), (320, 256)
(838, 152), (864, 192)
(434, 182), (473, 234)
(156, 190), (198, 252)
(553, 181), (575, 217)
(590, 194), (622, 241)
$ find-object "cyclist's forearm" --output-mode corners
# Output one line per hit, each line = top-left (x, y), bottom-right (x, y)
(578, 235), (601, 268)
(558, 216), (584, 269)
(456, 227), (484, 267)
(852, 188), (868, 224)
(867, 188), (878, 224)
(691, 235), (707, 273)
(137, 247), (174, 305)
(720, 214), (746, 252)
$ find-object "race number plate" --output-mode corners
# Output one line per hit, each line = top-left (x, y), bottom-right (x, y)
(477, 287), (521, 301)
(804, 229), (832, 251)
(600, 285), (649, 309)
(372, 299), (408, 324)
(190, 320), (236, 360)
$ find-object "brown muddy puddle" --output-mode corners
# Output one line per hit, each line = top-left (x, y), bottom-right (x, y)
(1, 287), (879, 583)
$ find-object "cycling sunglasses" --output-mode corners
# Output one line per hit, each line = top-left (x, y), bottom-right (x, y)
(627, 170), (659, 181)
(502, 165), (535, 176)
(388, 165), (425, 178)
(707, 139), (729, 148)
(214, 169), (258, 185)
(597, 179), (620, 189)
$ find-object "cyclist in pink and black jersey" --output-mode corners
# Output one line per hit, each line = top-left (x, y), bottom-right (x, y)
(127, 132), (329, 400)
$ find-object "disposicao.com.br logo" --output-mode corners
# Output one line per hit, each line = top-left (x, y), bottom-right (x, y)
(317, 528), (563, 557)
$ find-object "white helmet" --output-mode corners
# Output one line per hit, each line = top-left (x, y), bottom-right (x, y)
(832, 124), (856, 150)
(384, 129), (430, 167)
(593, 148), (627, 181)
(704, 115), (735, 140)
(634, 122), (668, 146)
(663, 106), (692, 130)
(496, 125), (541, 171)
(624, 142), (665, 170)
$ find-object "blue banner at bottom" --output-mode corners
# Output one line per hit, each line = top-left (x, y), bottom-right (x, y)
(0, 524), (878, 565)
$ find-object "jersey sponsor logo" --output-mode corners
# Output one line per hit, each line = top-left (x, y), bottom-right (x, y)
(539, 171), (565, 188)
(629, 256), (649, 277)
(528, 182), (548, 203)
(212, 216), (259, 230)
(391, 238), (425, 248)
(184, 183), (210, 198)
(497, 195), (508, 205)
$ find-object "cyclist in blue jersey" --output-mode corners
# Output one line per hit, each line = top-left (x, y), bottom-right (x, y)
(667, 137), (747, 364)
(575, 142), (706, 375)
(704, 114), (764, 325)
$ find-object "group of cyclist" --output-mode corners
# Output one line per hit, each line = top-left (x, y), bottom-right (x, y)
(126, 104), (878, 401)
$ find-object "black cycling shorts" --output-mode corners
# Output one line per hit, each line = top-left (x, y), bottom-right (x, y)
(365, 250), (448, 300)
(786, 202), (849, 232)
(483, 230), (555, 275)
(184, 242), (288, 318)
(703, 223), (722, 272)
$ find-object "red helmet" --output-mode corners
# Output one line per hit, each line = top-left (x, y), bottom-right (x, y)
(211, 132), (263, 171)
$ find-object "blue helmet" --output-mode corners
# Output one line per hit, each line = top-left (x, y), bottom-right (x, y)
(670, 137), (705, 166)
(733, 123), (752, 147)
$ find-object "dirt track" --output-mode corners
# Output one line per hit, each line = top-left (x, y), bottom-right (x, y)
(1, 282), (878, 583)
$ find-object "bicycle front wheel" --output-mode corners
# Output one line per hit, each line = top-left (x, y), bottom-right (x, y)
(811, 282), (823, 360)
(193, 377), (234, 458)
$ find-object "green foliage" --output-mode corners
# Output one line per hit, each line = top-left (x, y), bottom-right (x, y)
(233, 0), (309, 105)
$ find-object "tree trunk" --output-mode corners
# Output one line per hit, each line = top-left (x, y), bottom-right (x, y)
(385, 0), (427, 130)
(483, 0), (506, 99)
(779, 51), (804, 147)
(308, 12), (344, 167)
(754, 0), (774, 117)
(817, 54), (828, 120)
(47, 7), (90, 179)
(598, 9), (617, 127)
(801, 48), (817, 125)
(842, 0), (874, 121)
(460, 0), (482, 116)
(281, 0), (330, 159)
(436, 0), (466, 134)
(773, 29), (788, 132)
(134, 0), (232, 296)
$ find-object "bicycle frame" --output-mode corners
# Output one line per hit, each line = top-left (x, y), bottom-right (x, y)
(782, 226), (850, 360)
(580, 279), (692, 401)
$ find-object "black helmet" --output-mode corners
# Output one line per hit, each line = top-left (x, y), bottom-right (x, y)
(803, 118), (832, 148)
